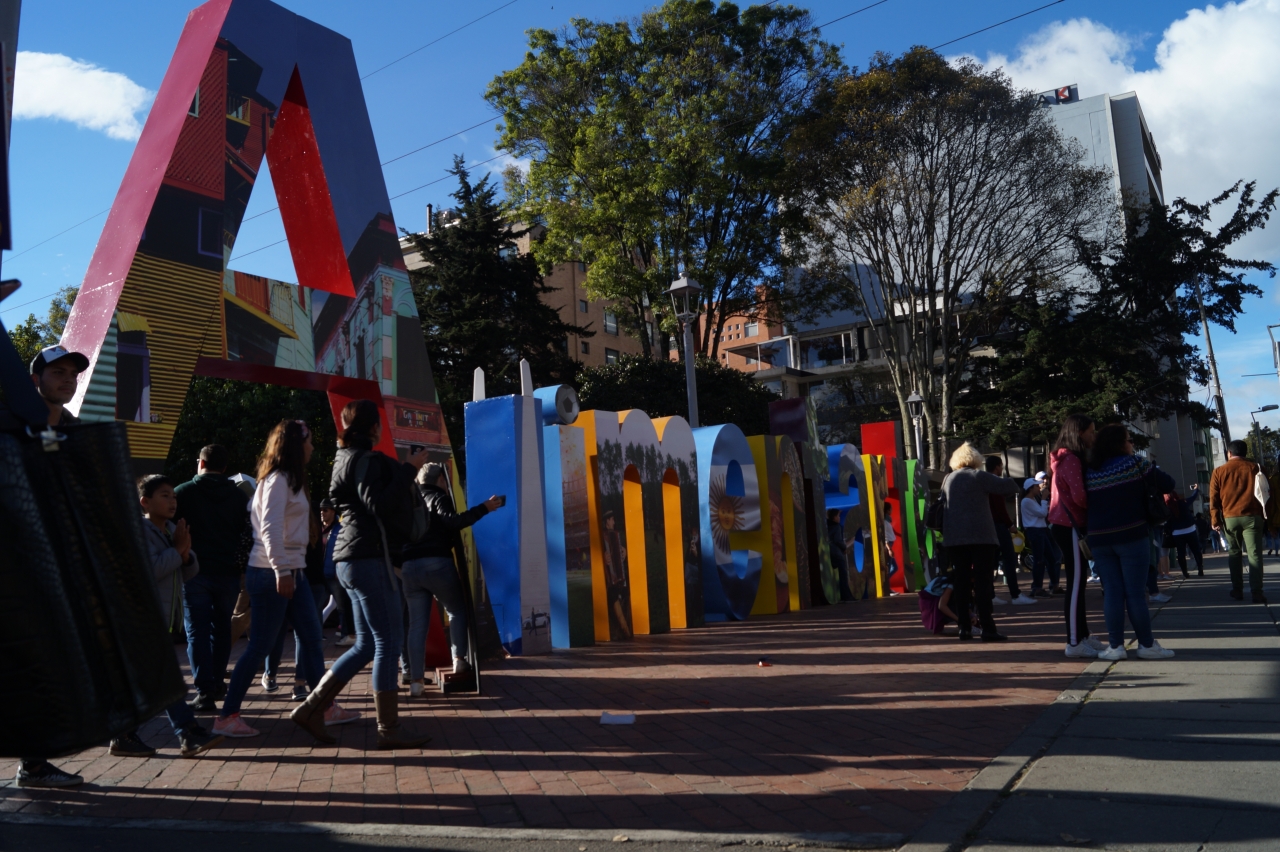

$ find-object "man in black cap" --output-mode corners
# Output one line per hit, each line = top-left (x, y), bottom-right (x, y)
(30, 344), (89, 427)
(13, 345), (90, 788)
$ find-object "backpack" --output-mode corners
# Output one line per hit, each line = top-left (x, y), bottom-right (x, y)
(924, 475), (949, 532)
(919, 590), (945, 634)
(354, 451), (430, 544)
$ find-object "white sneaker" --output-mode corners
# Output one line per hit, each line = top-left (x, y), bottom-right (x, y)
(1084, 635), (1107, 651)
(1011, 593), (1037, 605)
(1065, 641), (1099, 658)
(335, 635), (356, 647)
(409, 681), (424, 698)
(992, 596), (1010, 606)
(1098, 643), (1128, 661)
(1087, 575), (1101, 584)
(1149, 592), (1173, 603)
(452, 657), (472, 674)
(1137, 640), (1175, 660)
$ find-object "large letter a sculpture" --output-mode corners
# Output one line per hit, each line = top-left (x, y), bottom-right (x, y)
(60, 0), (450, 470)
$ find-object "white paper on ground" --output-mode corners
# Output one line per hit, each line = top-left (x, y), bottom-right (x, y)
(600, 712), (636, 725)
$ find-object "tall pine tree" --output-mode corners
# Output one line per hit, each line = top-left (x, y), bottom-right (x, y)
(404, 157), (590, 451)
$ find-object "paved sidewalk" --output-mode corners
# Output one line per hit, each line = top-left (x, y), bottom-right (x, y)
(0, 579), (1093, 844)
(961, 552), (1280, 851)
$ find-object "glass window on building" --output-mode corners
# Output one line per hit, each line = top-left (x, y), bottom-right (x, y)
(605, 348), (619, 364)
(799, 334), (846, 369)
(581, 341), (590, 354)
(745, 321), (758, 337)
(578, 299), (589, 313)
(604, 311), (619, 335)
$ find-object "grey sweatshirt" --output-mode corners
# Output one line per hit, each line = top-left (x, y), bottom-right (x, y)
(941, 468), (1022, 547)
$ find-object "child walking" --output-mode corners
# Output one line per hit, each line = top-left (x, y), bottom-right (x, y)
(109, 476), (223, 758)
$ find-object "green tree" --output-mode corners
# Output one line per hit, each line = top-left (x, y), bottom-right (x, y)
(487, 0), (841, 359)
(795, 48), (1116, 467)
(955, 183), (1277, 449)
(9, 285), (78, 366)
(577, 353), (778, 436)
(404, 157), (590, 452)
(164, 376), (337, 504)
(1247, 425), (1280, 467)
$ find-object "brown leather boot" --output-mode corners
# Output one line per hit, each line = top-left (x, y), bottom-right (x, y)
(289, 669), (348, 744)
(374, 691), (431, 750)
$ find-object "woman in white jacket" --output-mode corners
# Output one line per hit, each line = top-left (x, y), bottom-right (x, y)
(213, 420), (358, 740)
(1021, 478), (1060, 596)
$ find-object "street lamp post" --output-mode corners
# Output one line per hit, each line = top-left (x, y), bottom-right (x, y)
(906, 391), (925, 467)
(667, 276), (703, 428)
(1250, 404), (1278, 461)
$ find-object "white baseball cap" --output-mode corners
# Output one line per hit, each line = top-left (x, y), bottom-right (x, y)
(31, 344), (89, 375)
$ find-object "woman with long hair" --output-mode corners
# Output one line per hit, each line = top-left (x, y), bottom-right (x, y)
(940, 442), (1022, 642)
(1049, 413), (1104, 658)
(213, 420), (359, 739)
(1085, 425), (1176, 659)
(290, 400), (431, 749)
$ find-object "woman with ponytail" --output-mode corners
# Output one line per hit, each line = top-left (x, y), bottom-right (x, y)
(290, 399), (432, 749)
(213, 420), (360, 739)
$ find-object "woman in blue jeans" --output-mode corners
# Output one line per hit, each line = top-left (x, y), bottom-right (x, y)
(1084, 425), (1177, 661)
(402, 463), (501, 696)
(214, 420), (359, 740)
(291, 399), (431, 749)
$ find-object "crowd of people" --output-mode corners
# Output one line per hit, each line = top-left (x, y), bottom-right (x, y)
(924, 412), (1271, 660)
(15, 348), (499, 789)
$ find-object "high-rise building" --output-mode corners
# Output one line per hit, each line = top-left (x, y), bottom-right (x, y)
(1042, 85), (1208, 494)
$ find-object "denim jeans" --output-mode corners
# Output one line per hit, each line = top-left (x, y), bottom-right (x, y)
(182, 573), (241, 696)
(327, 576), (355, 637)
(1091, 536), (1155, 649)
(265, 581), (327, 681)
(401, 556), (469, 681)
(994, 524), (1021, 597)
(220, 567), (326, 717)
(163, 696), (197, 736)
(333, 557), (403, 693)
(1026, 528), (1059, 591)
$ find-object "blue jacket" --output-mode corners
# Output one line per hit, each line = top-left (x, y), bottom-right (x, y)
(1084, 455), (1175, 545)
(323, 521), (341, 578)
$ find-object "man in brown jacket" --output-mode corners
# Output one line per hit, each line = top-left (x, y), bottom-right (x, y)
(1210, 440), (1267, 603)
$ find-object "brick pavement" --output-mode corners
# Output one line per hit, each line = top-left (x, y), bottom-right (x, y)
(0, 588), (1096, 838)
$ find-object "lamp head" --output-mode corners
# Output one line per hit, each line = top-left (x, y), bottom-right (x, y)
(906, 391), (924, 419)
(666, 276), (702, 319)
(1262, 404), (1279, 413)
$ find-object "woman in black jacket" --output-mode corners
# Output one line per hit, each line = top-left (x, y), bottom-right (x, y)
(290, 400), (430, 749)
(402, 463), (502, 696)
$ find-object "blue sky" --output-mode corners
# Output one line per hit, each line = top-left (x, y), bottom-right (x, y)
(4, 0), (1278, 438)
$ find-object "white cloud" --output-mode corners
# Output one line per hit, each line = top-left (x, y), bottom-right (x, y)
(968, 0), (1280, 258)
(13, 51), (153, 141)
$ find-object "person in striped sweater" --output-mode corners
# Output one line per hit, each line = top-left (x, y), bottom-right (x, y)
(1084, 424), (1177, 661)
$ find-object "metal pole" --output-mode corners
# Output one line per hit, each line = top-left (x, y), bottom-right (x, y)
(912, 417), (924, 468)
(1194, 277), (1231, 444)
(682, 318), (699, 428)
(1252, 416), (1262, 462)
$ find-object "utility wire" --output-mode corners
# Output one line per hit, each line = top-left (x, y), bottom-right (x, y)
(361, 0), (521, 80)
(240, 115), (498, 225)
(227, 154), (507, 264)
(931, 0), (1066, 51)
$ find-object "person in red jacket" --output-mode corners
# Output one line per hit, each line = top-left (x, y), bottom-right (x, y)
(1049, 414), (1105, 658)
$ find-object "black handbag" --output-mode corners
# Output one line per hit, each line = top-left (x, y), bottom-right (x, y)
(0, 319), (185, 758)
(1140, 458), (1171, 526)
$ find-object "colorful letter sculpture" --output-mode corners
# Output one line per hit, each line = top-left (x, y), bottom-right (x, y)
(538, 385), (594, 649)
(694, 424), (763, 621)
(743, 435), (810, 615)
(768, 399), (839, 604)
(463, 368), (552, 656)
(60, 0), (449, 470)
(824, 443), (867, 600)
(861, 421), (912, 593)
